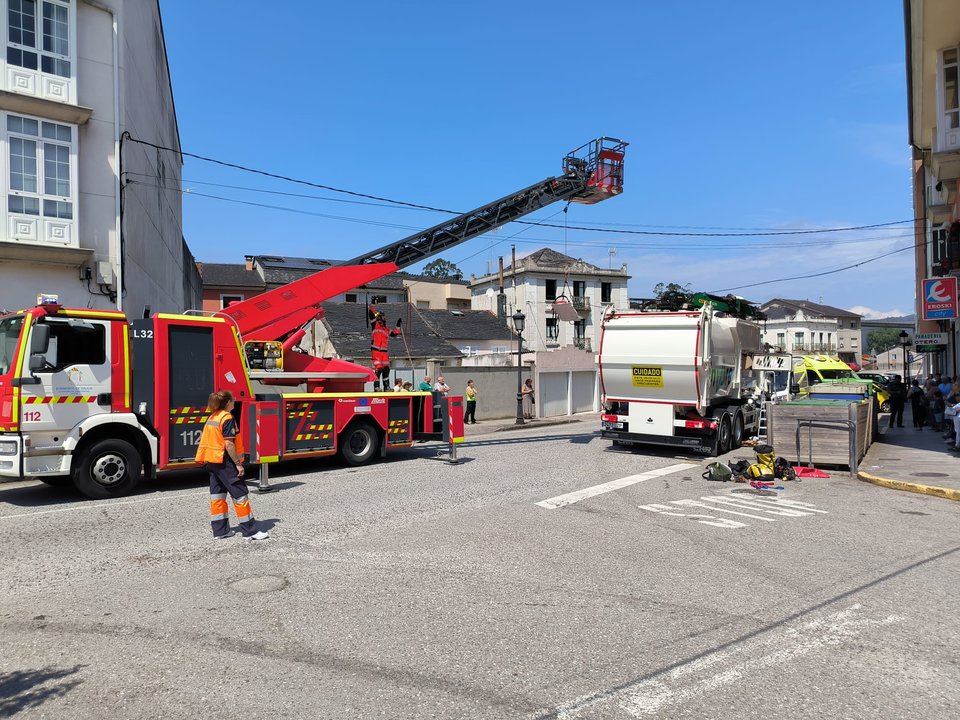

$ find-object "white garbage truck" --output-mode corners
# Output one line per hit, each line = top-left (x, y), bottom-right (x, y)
(598, 292), (790, 455)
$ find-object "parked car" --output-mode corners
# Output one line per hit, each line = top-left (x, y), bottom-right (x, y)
(855, 372), (892, 412)
(855, 371), (890, 387)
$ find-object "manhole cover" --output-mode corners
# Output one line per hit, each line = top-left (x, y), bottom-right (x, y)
(228, 575), (288, 594)
(909, 472), (949, 478)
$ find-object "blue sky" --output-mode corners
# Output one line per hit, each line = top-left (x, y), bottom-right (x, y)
(160, 1), (914, 317)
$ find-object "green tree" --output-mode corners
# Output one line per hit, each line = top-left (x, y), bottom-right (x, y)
(422, 258), (463, 280)
(652, 281), (691, 298)
(867, 328), (904, 354)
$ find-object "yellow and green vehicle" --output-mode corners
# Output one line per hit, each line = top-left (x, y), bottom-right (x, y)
(793, 355), (891, 410)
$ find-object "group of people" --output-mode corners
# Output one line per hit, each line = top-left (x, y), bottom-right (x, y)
(886, 373), (960, 450)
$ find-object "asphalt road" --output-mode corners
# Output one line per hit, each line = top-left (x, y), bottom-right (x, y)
(1, 422), (958, 719)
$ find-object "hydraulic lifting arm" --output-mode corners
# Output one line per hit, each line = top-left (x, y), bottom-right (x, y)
(342, 137), (627, 270)
(219, 137), (627, 390)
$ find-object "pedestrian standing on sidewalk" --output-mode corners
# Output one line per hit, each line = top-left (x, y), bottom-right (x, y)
(195, 390), (270, 541)
(521, 378), (535, 419)
(932, 390), (946, 432)
(464, 379), (477, 424)
(908, 379), (927, 429)
(886, 375), (907, 429)
(949, 396), (960, 451)
(434, 376), (450, 395)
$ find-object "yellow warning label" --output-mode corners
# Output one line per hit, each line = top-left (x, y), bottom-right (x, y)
(632, 366), (663, 388)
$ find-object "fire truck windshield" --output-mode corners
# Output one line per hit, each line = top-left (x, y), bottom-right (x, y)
(0, 315), (24, 376)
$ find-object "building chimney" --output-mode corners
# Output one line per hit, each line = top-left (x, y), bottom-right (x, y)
(245, 255), (254, 271)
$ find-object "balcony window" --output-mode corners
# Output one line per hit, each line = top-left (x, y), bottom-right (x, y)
(4, 111), (76, 244)
(601, 282), (611, 304)
(5, 0), (74, 103)
(8, 0), (70, 76)
(545, 279), (556, 301)
(546, 317), (559, 341)
(944, 47), (959, 131)
(794, 331), (804, 347)
(574, 319), (586, 341)
(777, 332), (785, 348)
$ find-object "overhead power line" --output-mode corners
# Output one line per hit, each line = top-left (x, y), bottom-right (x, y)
(123, 135), (918, 239)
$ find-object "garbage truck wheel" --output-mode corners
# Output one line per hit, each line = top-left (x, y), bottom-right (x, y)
(732, 411), (745, 449)
(715, 414), (732, 456)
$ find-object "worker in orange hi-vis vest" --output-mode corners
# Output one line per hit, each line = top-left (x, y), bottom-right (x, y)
(195, 390), (270, 540)
(369, 305), (402, 391)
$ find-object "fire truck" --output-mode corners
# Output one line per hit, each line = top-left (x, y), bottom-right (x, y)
(0, 138), (627, 498)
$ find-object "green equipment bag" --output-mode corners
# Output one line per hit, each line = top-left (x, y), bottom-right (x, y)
(702, 462), (733, 482)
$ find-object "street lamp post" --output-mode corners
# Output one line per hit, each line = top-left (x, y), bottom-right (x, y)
(898, 330), (912, 382)
(513, 311), (526, 425)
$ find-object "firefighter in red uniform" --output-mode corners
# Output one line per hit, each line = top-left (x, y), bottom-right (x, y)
(195, 390), (270, 540)
(369, 305), (402, 391)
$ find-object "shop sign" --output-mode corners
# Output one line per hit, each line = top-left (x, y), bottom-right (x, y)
(921, 277), (958, 320)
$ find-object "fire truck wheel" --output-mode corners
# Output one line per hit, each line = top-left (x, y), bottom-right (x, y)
(715, 414), (732, 456)
(72, 439), (143, 499)
(731, 411), (745, 449)
(880, 399), (891, 413)
(339, 422), (378, 466)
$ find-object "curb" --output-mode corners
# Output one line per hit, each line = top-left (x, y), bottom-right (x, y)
(857, 471), (960, 501)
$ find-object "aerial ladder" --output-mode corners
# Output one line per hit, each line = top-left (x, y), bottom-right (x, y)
(220, 137), (628, 392)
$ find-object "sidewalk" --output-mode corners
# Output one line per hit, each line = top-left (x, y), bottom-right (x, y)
(464, 411), (600, 434)
(857, 407), (960, 501)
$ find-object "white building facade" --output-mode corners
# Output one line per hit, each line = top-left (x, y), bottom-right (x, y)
(468, 248), (630, 353)
(0, 0), (199, 315)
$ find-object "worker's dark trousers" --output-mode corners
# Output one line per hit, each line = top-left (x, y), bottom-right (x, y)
(208, 462), (257, 537)
(465, 400), (476, 424)
(888, 400), (905, 428)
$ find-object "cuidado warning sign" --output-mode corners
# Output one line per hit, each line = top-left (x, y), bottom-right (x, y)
(632, 366), (664, 388)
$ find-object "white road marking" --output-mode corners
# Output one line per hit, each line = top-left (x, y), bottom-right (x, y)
(536, 464), (696, 509)
(553, 603), (903, 719)
(637, 493), (829, 529)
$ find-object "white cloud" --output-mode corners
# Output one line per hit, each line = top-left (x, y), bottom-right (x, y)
(847, 305), (908, 319)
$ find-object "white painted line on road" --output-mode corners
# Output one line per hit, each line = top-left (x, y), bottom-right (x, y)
(0, 490), (209, 520)
(553, 603), (904, 719)
(536, 463), (696, 509)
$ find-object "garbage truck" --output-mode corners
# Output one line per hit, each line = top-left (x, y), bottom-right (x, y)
(598, 291), (788, 455)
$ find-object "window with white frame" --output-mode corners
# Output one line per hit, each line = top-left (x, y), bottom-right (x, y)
(220, 294), (243, 308)
(5, 0), (74, 103)
(4, 112), (77, 243)
(7, 114), (72, 215)
(943, 47), (959, 131)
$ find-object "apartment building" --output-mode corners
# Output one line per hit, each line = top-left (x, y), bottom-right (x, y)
(760, 298), (862, 366)
(0, 0), (198, 315)
(904, 0), (960, 375)
(468, 248), (630, 353)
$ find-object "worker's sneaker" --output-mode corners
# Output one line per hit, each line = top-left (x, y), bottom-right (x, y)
(213, 530), (237, 540)
(242, 530), (270, 541)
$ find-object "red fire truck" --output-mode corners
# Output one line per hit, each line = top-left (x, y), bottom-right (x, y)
(0, 138), (626, 498)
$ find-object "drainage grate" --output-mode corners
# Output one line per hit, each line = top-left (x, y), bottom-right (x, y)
(909, 472), (949, 478)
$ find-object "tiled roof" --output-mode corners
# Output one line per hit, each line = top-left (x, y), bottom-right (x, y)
(320, 302), (464, 360)
(414, 308), (514, 341)
(761, 298), (861, 320)
(198, 263), (264, 289)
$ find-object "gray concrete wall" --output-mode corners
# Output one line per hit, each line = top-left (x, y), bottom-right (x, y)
(439, 365), (532, 421)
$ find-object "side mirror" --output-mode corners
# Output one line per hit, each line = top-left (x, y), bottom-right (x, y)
(30, 324), (50, 354)
(790, 384), (801, 395)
